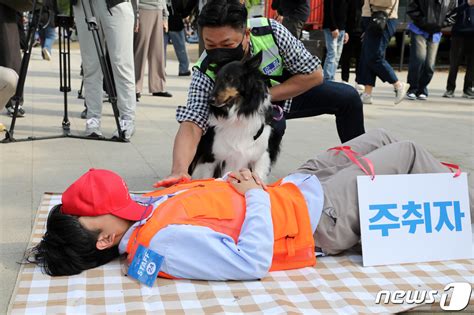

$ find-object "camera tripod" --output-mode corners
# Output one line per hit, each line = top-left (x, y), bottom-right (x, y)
(2, 0), (127, 143)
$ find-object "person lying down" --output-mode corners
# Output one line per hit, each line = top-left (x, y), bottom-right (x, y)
(27, 129), (472, 281)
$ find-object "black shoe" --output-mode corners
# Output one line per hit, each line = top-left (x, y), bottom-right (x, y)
(462, 89), (474, 99)
(152, 91), (173, 97)
(80, 106), (87, 119)
(179, 70), (191, 76)
(5, 102), (25, 117)
(442, 90), (454, 98)
(136, 92), (141, 102)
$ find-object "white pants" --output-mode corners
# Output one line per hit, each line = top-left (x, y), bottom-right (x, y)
(73, 0), (136, 120)
(0, 66), (18, 107)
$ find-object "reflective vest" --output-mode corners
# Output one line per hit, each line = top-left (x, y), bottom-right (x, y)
(126, 178), (316, 279)
(194, 17), (286, 87)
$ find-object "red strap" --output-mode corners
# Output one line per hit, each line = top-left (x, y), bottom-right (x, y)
(328, 146), (375, 180)
(441, 162), (461, 178)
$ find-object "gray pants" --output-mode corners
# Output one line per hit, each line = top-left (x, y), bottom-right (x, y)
(0, 66), (18, 107)
(73, 0), (136, 120)
(296, 129), (474, 255)
(134, 9), (166, 94)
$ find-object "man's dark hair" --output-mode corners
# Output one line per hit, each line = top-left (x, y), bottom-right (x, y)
(26, 204), (120, 276)
(198, 0), (248, 30)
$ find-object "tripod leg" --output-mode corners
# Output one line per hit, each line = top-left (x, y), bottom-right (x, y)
(3, 0), (43, 142)
(58, 19), (72, 132)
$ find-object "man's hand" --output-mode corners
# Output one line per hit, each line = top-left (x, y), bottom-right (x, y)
(228, 169), (264, 195)
(153, 172), (191, 188)
(344, 32), (349, 44)
(163, 20), (169, 33)
(331, 29), (339, 39)
(468, 0), (474, 6)
(275, 14), (284, 24)
(134, 20), (139, 33)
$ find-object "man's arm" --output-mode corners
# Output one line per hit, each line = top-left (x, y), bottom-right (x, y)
(169, 121), (203, 178)
(270, 68), (323, 102)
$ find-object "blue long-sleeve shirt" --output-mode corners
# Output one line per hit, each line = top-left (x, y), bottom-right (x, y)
(119, 173), (324, 280)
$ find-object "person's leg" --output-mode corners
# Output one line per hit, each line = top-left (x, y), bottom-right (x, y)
(323, 28), (337, 81)
(357, 18), (378, 89)
(0, 66), (18, 107)
(369, 19), (399, 85)
(334, 30), (345, 74)
(134, 9), (153, 94)
(99, 0), (136, 120)
(287, 80), (365, 143)
(282, 16), (304, 39)
(169, 30), (190, 74)
(407, 32), (425, 95)
(314, 140), (456, 255)
(339, 34), (352, 82)
(148, 10), (166, 93)
(446, 35), (463, 93)
(0, 4), (21, 74)
(462, 36), (473, 93)
(73, 0), (103, 120)
(43, 26), (56, 54)
(418, 37), (439, 96)
(296, 128), (399, 175)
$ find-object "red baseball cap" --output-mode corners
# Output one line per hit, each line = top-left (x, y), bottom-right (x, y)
(61, 169), (151, 221)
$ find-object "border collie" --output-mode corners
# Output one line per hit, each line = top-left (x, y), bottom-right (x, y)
(189, 52), (282, 182)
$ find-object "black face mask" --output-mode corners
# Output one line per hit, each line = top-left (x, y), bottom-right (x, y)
(206, 40), (245, 70)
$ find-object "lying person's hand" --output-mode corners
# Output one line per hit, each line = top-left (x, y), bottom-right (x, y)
(228, 169), (263, 195)
(153, 172), (191, 188)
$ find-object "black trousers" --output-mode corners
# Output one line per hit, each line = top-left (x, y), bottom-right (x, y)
(339, 31), (362, 83)
(0, 4), (21, 74)
(447, 34), (474, 92)
(273, 80), (365, 144)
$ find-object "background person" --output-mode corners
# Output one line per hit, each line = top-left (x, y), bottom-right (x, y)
(134, 0), (172, 101)
(73, 0), (137, 139)
(339, 0), (364, 87)
(443, 0), (474, 99)
(358, 0), (409, 105)
(271, 0), (310, 39)
(322, 0), (349, 81)
(164, 0), (198, 77)
(405, 0), (457, 101)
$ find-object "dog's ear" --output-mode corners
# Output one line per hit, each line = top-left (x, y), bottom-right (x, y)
(243, 51), (263, 72)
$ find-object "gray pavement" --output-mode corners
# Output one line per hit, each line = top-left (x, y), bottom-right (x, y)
(0, 45), (473, 313)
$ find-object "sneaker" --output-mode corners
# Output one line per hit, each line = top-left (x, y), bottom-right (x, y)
(394, 82), (410, 104)
(462, 89), (474, 99)
(42, 48), (51, 61)
(406, 92), (416, 100)
(443, 90), (455, 98)
(112, 119), (135, 140)
(417, 93), (427, 100)
(361, 93), (372, 104)
(85, 117), (103, 137)
(5, 102), (25, 117)
(136, 93), (141, 102)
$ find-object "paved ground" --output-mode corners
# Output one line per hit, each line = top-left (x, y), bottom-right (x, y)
(0, 43), (473, 313)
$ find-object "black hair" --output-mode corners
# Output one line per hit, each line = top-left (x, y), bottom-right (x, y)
(198, 0), (248, 30)
(25, 204), (120, 276)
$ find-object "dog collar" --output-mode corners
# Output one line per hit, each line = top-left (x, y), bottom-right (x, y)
(253, 124), (265, 141)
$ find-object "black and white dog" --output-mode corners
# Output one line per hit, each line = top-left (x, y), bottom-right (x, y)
(189, 52), (282, 181)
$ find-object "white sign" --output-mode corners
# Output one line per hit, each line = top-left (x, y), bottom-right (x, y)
(357, 173), (472, 267)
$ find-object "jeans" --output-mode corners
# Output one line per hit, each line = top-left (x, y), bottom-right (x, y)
(275, 80), (365, 143)
(164, 30), (190, 74)
(447, 34), (474, 92)
(407, 32), (439, 96)
(40, 25), (56, 53)
(357, 18), (398, 87)
(323, 28), (345, 81)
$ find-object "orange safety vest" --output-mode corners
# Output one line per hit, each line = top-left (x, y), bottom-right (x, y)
(126, 178), (316, 279)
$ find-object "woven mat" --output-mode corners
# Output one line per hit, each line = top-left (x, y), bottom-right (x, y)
(8, 193), (474, 314)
